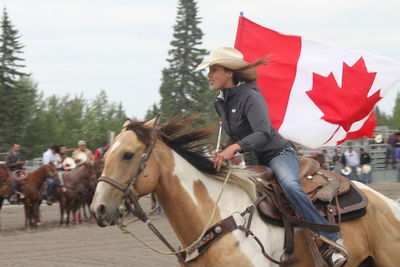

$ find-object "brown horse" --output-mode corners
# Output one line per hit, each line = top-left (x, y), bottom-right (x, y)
(57, 162), (99, 226)
(19, 163), (59, 228)
(0, 164), (12, 229)
(91, 116), (400, 266)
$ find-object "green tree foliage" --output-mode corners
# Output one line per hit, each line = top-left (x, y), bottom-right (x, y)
(0, 9), (36, 150)
(375, 106), (391, 127)
(22, 90), (126, 158)
(157, 0), (217, 127)
(0, 10), (128, 159)
(145, 103), (161, 120)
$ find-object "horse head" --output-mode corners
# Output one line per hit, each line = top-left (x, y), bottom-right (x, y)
(91, 116), (161, 227)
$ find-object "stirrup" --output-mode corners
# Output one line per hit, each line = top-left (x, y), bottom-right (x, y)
(318, 235), (348, 267)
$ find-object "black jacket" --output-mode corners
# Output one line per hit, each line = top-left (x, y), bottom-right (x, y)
(215, 81), (289, 164)
(360, 153), (371, 165)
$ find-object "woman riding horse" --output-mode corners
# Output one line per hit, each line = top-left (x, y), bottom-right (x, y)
(195, 47), (346, 266)
(91, 116), (400, 266)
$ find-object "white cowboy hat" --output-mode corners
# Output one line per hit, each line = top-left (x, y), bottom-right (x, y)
(195, 47), (259, 80)
(362, 164), (372, 174)
(341, 167), (352, 176)
(63, 157), (76, 170)
(374, 134), (383, 144)
(75, 152), (88, 164)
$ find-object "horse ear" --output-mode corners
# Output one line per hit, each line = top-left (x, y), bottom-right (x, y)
(144, 113), (161, 128)
(123, 118), (132, 128)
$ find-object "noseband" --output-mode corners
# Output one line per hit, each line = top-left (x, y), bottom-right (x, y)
(97, 131), (186, 264)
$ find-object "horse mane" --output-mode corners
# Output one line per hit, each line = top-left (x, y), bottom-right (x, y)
(126, 116), (257, 200)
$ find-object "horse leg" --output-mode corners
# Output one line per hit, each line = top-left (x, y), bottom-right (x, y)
(0, 197), (3, 230)
(59, 197), (65, 226)
(23, 199), (29, 229)
(66, 200), (71, 226)
(78, 205), (83, 224)
(34, 200), (41, 228)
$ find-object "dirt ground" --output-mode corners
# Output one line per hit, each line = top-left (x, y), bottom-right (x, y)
(0, 183), (399, 267)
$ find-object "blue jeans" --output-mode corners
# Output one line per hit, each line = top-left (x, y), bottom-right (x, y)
(268, 147), (339, 241)
(349, 166), (359, 181)
(360, 170), (372, 184)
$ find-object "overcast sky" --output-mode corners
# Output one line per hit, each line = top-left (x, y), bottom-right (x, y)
(1, 0), (399, 119)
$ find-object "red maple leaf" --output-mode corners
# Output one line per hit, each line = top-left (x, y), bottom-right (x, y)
(306, 57), (382, 132)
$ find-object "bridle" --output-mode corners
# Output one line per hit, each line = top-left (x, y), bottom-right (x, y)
(97, 128), (187, 263)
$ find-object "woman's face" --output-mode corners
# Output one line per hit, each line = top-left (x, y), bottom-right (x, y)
(207, 65), (234, 90)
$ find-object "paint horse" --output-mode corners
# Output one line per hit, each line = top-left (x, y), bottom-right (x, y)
(91, 117), (400, 266)
(0, 164), (12, 229)
(19, 163), (59, 228)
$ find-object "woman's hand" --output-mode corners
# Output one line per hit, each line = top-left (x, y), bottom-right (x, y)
(213, 144), (242, 171)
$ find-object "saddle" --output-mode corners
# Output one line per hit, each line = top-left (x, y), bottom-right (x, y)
(248, 158), (368, 260)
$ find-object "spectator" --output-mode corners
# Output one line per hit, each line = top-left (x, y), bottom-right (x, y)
(5, 144), (25, 171)
(343, 147), (360, 181)
(332, 148), (344, 174)
(359, 148), (372, 184)
(322, 149), (333, 171)
(395, 143), (400, 182)
(386, 132), (400, 169)
(94, 141), (109, 161)
(72, 140), (94, 165)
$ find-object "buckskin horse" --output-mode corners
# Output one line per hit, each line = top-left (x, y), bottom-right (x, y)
(19, 163), (59, 228)
(0, 164), (12, 229)
(91, 116), (400, 266)
(57, 162), (99, 226)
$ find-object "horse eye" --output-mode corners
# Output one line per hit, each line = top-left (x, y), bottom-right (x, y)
(123, 152), (135, 160)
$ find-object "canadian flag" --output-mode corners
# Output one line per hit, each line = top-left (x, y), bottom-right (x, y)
(235, 16), (400, 149)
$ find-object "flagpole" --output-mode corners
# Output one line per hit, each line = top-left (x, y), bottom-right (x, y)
(216, 121), (223, 152)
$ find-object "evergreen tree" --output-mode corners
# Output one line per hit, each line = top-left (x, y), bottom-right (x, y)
(375, 106), (391, 127)
(145, 103), (161, 120)
(0, 8), (25, 88)
(159, 0), (216, 126)
(0, 9), (34, 150)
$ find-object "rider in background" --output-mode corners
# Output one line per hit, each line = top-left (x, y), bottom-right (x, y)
(94, 141), (109, 161)
(195, 47), (347, 267)
(42, 145), (62, 205)
(72, 140), (94, 165)
(59, 144), (67, 161)
(6, 144), (26, 203)
(5, 144), (25, 171)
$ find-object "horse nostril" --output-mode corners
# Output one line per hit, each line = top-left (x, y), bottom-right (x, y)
(97, 204), (106, 216)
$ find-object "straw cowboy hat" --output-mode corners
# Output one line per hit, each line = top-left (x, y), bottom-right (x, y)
(195, 47), (259, 80)
(374, 134), (383, 144)
(341, 166), (352, 176)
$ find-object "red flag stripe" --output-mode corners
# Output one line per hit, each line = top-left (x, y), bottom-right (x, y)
(235, 16), (302, 130)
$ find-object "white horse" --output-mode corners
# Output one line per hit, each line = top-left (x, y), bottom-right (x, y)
(91, 116), (400, 266)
